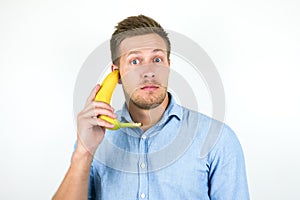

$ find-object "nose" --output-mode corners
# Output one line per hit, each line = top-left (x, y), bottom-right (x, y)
(143, 71), (155, 78)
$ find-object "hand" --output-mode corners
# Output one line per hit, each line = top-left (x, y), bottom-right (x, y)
(76, 84), (117, 155)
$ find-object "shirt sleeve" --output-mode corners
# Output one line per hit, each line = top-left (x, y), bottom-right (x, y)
(207, 125), (250, 200)
(88, 163), (96, 200)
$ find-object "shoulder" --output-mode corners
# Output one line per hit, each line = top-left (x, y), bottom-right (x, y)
(179, 106), (243, 159)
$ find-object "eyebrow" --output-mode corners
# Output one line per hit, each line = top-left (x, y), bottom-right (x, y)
(126, 49), (166, 57)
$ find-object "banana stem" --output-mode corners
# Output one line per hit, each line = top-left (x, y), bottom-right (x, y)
(118, 122), (142, 128)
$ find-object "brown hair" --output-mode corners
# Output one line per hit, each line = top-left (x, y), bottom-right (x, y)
(110, 15), (171, 66)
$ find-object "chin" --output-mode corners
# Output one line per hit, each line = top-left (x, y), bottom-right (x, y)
(130, 90), (167, 110)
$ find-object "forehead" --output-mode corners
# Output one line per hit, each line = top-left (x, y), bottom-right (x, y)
(119, 33), (167, 55)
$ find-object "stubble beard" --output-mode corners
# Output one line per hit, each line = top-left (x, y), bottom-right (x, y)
(129, 87), (167, 110)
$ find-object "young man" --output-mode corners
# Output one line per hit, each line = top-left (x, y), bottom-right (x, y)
(53, 15), (250, 200)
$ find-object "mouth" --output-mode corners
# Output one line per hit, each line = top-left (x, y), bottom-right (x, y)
(140, 84), (159, 91)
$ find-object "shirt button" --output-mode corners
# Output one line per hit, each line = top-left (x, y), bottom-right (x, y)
(140, 162), (146, 169)
(140, 193), (146, 199)
(141, 134), (147, 140)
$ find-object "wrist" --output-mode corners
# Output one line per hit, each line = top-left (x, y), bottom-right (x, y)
(71, 143), (94, 171)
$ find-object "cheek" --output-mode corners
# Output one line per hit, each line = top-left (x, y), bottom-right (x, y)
(119, 62), (133, 77)
(120, 70), (141, 93)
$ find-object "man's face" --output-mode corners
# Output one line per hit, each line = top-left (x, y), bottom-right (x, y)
(118, 33), (170, 110)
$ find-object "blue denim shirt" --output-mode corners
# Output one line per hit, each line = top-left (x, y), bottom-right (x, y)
(88, 93), (250, 200)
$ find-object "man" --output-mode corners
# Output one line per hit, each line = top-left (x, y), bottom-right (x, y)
(53, 15), (250, 200)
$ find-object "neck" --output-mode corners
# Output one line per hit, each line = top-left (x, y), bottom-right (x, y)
(128, 94), (169, 132)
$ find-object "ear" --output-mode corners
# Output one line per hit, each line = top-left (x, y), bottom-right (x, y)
(111, 64), (122, 84)
(111, 64), (119, 71)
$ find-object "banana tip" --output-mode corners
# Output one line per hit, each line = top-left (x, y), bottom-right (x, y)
(135, 122), (142, 127)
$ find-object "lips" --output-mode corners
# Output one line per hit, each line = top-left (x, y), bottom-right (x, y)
(141, 85), (159, 90)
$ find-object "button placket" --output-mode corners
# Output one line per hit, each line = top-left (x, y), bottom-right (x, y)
(141, 134), (147, 140)
(140, 193), (146, 199)
(138, 133), (148, 199)
(140, 162), (146, 169)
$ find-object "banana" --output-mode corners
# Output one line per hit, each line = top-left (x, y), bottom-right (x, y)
(94, 69), (142, 130)
(95, 69), (119, 104)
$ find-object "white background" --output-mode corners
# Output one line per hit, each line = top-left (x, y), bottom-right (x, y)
(1, 0), (299, 199)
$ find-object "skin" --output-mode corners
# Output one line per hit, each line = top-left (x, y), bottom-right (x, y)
(115, 33), (170, 131)
(52, 33), (170, 199)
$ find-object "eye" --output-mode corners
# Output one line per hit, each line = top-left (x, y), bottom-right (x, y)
(130, 59), (140, 65)
(154, 57), (162, 63)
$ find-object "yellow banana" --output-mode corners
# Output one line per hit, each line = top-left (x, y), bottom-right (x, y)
(95, 70), (119, 104)
(94, 69), (142, 130)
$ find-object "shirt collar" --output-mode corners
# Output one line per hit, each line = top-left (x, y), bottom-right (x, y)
(119, 92), (183, 126)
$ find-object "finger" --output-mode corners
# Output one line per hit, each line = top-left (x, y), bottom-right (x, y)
(88, 117), (115, 129)
(78, 102), (116, 121)
(85, 84), (101, 105)
(83, 101), (113, 113)
(82, 101), (115, 116)
(91, 101), (114, 112)
(82, 107), (118, 119)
